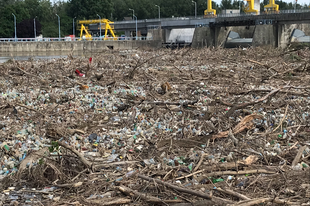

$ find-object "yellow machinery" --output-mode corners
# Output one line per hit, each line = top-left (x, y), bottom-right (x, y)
(244, 0), (258, 14)
(78, 19), (117, 40)
(264, 0), (279, 14)
(204, 0), (216, 18)
(79, 24), (92, 41)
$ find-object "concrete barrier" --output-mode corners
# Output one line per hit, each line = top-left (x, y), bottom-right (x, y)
(0, 40), (162, 54)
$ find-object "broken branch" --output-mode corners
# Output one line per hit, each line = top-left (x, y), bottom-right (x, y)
(117, 185), (183, 203)
(200, 169), (275, 179)
(57, 141), (93, 169)
(215, 188), (251, 200)
(137, 174), (234, 204)
(225, 88), (280, 117)
(292, 145), (307, 167)
(84, 198), (131, 205)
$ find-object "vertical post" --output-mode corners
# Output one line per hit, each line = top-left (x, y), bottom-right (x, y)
(12, 13), (17, 41)
(56, 14), (60, 40)
(97, 14), (101, 40)
(129, 8), (135, 39)
(192, 1), (197, 18)
(73, 17), (76, 39)
(34, 17), (36, 40)
(155, 5), (160, 19)
(135, 15), (137, 40)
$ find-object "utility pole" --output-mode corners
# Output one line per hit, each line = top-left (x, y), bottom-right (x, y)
(129, 8), (136, 39)
(56, 14), (60, 40)
(12, 13), (17, 41)
(155, 5), (160, 19)
(34, 17), (37, 40)
(97, 14), (101, 40)
(134, 15), (137, 40)
(73, 17), (76, 38)
(129, 8), (134, 19)
(192, 1), (197, 18)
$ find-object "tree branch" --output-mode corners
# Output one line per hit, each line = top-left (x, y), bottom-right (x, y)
(225, 88), (280, 117)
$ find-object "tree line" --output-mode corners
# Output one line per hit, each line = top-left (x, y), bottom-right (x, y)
(0, 0), (307, 38)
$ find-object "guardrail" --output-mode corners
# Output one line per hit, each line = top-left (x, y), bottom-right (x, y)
(0, 36), (153, 42)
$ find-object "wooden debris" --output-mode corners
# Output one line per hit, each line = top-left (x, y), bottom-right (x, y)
(292, 145), (307, 167)
(84, 198), (132, 205)
(212, 114), (263, 140)
(161, 82), (172, 93)
(117, 185), (183, 203)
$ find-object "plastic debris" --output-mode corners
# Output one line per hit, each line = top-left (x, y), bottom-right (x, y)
(0, 48), (309, 205)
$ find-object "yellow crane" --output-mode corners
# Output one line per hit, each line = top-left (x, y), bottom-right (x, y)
(244, 0), (258, 14)
(264, 0), (279, 13)
(204, 0), (216, 18)
(78, 19), (117, 40)
(79, 24), (92, 41)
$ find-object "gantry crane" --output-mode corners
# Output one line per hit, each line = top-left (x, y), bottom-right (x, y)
(244, 0), (258, 14)
(78, 19), (117, 41)
(204, 0), (216, 18)
(79, 24), (92, 41)
(264, 0), (279, 14)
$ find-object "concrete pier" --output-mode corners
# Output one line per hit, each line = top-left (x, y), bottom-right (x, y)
(190, 23), (310, 48)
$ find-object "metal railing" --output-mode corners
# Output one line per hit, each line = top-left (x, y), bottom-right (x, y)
(280, 9), (310, 13)
(0, 37), (68, 42)
(0, 36), (153, 42)
(91, 36), (152, 41)
(115, 8), (310, 23)
(217, 9), (310, 18)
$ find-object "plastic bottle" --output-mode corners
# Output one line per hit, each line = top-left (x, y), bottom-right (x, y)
(107, 154), (118, 162)
(125, 170), (135, 178)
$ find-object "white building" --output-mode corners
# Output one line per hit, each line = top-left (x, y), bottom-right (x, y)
(221, 9), (240, 14)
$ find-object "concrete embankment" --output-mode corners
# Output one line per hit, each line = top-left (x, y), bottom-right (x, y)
(0, 40), (162, 54)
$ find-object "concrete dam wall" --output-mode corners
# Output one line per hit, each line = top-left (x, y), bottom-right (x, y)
(2, 22), (309, 54)
(0, 40), (162, 54)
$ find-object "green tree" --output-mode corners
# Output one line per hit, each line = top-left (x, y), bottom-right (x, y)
(232, 0), (242, 9)
(0, 0), (30, 38)
(24, 0), (40, 18)
(211, 1), (222, 15)
(260, 0), (269, 11)
(17, 19), (42, 38)
(67, 0), (113, 19)
(111, 0), (129, 21)
(220, 0), (233, 10)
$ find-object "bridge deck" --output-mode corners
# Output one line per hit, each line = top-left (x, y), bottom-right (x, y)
(214, 12), (310, 26)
